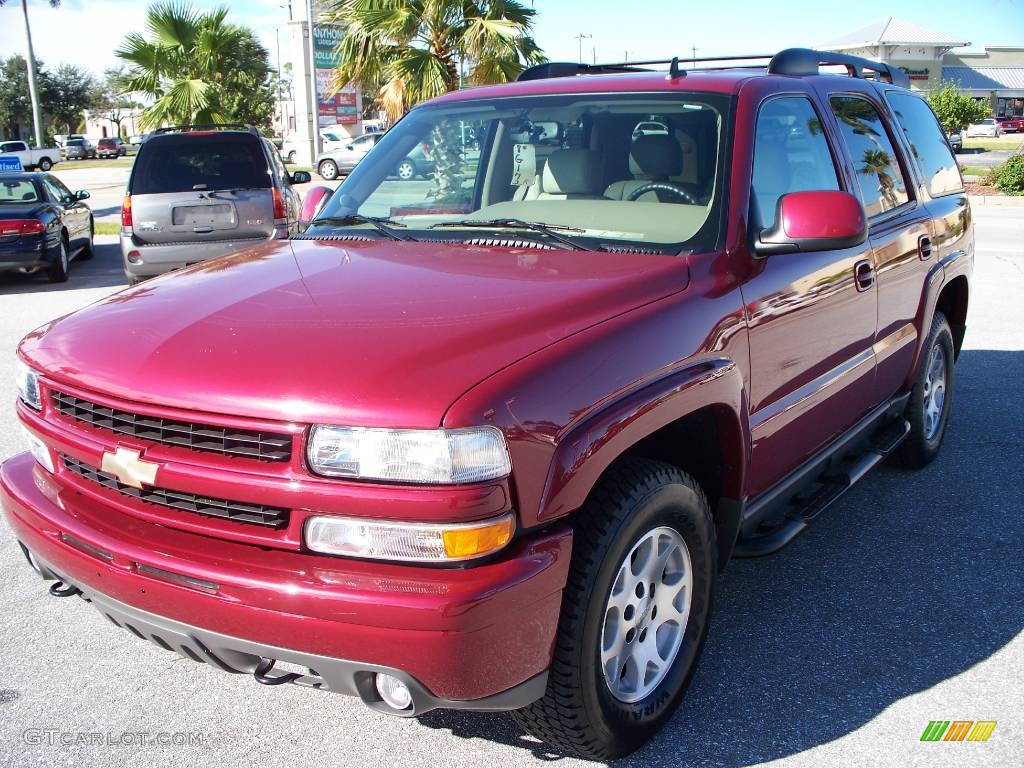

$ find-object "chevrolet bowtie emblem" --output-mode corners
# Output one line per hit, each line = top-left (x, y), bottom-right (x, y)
(100, 447), (159, 489)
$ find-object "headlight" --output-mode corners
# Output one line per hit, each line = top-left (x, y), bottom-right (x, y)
(15, 359), (41, 410)
(304, 512), (515, 562)
(307, 425), (511, 484)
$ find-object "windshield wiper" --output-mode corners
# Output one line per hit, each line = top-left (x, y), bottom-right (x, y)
(431, 218), (586, 250)
(310, 214), (413, 242)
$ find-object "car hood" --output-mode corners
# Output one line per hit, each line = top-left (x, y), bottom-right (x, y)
(20, 238), (689, 428)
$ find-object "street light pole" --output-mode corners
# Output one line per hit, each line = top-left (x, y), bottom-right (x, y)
(19, 0), (44, 148)
(575, 33), (592, 65)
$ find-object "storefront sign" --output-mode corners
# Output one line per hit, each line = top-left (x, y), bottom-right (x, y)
(899, 66), (930, 81)
(313, 24), (358, 125)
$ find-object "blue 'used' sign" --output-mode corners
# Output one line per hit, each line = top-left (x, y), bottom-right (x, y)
(0, 155), (24, 173)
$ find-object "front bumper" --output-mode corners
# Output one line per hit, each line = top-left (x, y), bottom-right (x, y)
(1, 452), (571, 711)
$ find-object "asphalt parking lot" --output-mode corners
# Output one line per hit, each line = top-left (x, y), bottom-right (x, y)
(0, 208), (1021, 768)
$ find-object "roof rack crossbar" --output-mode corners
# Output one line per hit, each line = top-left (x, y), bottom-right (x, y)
(153, 123), (260, 136)
(517, 53), (775, 81)
(767, 48), (911, 88)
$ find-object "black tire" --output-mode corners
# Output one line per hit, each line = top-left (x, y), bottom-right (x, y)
(396, 159), (416, 180)
(77, 220), (95, 260)
(287, 150), (297, 164)
(38, 157), (52, 171)
(47, 237), (70, 283)
(897, 311), (955, 469)
(512, 458), (716, 759)
(318, 160), (339, 180)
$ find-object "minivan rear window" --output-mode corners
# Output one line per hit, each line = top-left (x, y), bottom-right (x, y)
(130, 134), (271, 194)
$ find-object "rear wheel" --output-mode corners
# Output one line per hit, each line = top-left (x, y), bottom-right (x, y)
(47, 237), (69, 283)
(897, 311), (955, 468)
(512, 459), (716, 759)
(396, 159), (416, 180)
(318, 160), (339, 180)
(287, 150), (297, 164)
(38, 157), (52, 171)
(77, 220), (95, 260)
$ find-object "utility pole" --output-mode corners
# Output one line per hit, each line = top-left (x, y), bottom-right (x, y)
(305, 0), (321, 160)
(575, 33), (592, 65)
(19, 0), (44, 147)
(692, 46), (699, 66)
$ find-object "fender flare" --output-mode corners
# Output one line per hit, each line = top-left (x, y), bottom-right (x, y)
(535, 357), (749, 528)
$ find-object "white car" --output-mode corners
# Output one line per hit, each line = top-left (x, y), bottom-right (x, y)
(965, 119), (1001, 138)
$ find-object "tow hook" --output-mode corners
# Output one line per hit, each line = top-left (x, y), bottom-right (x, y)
(48, 581), (82, 598)
(253, 657), (303, 686)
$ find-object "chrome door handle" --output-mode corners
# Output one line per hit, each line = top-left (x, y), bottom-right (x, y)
(854, 259), (874, 291)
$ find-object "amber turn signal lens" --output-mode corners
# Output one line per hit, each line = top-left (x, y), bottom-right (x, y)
(442, 515), (515, 559)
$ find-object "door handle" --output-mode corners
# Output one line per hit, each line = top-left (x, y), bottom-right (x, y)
(918, 234), (933, 260)
(854, 259), (874, 292)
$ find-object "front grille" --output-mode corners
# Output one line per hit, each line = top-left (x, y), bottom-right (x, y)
(62, 454), (289, 529)
(52, 391), (292, 462)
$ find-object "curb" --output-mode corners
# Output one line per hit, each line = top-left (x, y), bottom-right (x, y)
(968, 195), (1024, 206)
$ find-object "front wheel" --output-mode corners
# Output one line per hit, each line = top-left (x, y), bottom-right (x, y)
(512, 459), (716, 759)
(396, 159), (416, 180)
(897, 312), (955, 468)
(318, 160), (339, 180)
(77, 220), (95, 260)
(287, 150), (297, 164)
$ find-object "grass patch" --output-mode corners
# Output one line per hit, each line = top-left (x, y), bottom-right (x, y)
(93, 221), (121, 236)
(962, 135), (1024, 152)
(960, 166), (990, 176)
(58, 157), (135, 170)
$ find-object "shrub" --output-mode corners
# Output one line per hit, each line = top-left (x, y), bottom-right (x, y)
(994, 155), (1024, 195)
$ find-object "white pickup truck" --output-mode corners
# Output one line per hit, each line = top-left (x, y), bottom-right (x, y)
(0, 140), (60, 171)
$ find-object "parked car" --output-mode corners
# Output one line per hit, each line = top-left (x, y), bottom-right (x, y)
(632, 120), (669, 139)
(62, 138), (96, 160)
(96, 137), (126, 158)
(965, 118), (1001, 138)
(394, 142), (436, 180)
(0, 140), (60, 171)
(0, 171), (93, 281)
(996, 115), (1024, 133)
(3, 48), (972, 760)
(946, 130), (962, 153)
(315, 132), (382, 179)
(118, 124), (309, 283)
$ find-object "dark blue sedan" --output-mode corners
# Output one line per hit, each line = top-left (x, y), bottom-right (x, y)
(0, 172), (93, 282)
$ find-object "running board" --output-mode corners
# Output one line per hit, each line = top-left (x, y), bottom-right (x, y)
(732, 418), (910, 557)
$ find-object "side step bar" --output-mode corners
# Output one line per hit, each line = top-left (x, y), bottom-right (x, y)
(733, 417), (910, 558)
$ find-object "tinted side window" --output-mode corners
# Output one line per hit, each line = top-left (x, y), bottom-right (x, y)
(130, 134), (271, 194)
(752, 96), (840, 227)
(830, 96), (910, 217)
(886, 92), (962, 197)
(43, 177), (71, 203)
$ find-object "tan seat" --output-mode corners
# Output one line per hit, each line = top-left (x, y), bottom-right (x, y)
(604, 134), (685, 201)
(537, 148), (605, 199)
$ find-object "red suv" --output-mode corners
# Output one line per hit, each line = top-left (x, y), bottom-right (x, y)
(996, 115), (1024, 133)
(3, 48), (972, 759)
(96, 137), (125, 158)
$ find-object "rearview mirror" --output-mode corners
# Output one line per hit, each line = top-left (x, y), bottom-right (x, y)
(290, 171), (311, 185)
(345, 144), (353, 151)
(755, 190), (866, 256)
(298, 185), (334, 230)
(74, 190), (90, 200)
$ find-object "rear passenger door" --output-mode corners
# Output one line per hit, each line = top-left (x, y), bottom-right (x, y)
(743, 94), (879, 497)
(826, 91), (933, 404)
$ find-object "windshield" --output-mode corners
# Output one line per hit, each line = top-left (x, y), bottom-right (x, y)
(317, 92), (729, 251)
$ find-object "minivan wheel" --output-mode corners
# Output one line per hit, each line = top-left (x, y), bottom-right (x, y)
(396, 160), (416, 180)
(318, 160), (339, 180)
(897, 311), (955, 469)
(47, 238), (70, 283)
(512, 459), (716, 759)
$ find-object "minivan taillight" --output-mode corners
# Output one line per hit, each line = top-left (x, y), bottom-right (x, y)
(272, 187), (286, 220)
(0, 219), (45, 236)
(121, 195), (132, 228)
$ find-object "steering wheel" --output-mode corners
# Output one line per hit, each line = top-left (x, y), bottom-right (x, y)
(626, 182), (698, 205)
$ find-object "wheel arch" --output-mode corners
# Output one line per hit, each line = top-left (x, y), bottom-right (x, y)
(935, 274), (969, 359)
(536, 358), (749, 570)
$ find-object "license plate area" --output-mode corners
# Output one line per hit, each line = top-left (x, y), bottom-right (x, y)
(172, 203), (237, 230)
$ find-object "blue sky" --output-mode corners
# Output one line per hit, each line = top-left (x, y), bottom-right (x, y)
(1, 0), (1022, 76)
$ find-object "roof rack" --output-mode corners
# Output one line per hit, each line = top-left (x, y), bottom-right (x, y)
(517, 48), (911, 89)
(153, 124), (260, 136)
(767, 48), (911, 88)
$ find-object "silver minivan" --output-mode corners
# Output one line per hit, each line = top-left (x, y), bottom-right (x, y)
(120, 126), (310, 283)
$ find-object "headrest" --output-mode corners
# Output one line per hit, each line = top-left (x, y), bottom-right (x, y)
(629, 134), (683, 179)
(541, 148), (602, 195)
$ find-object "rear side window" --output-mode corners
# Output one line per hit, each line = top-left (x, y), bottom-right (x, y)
(751, 96), (841, 228)
(829, 95), (910, 217)
(885, 93), (962, 197)
(130, 134), (271, 194)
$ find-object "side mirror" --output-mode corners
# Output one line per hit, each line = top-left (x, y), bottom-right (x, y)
(74, 190), (90, 201)
(298, 185), (334, 230)
(755, 190), (866, 256)
(290, 171), (311, 184)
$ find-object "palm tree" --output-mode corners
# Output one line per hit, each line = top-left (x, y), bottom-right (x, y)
(325, 0), (546, 122)
(1, 0), (61, 147)
(115, 2), (271, 130)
